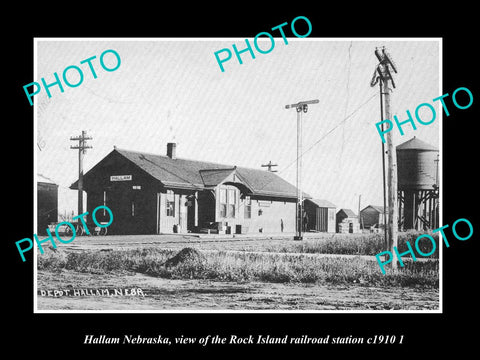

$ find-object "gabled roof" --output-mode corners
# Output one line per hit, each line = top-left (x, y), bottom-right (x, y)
(337, 208), (357, 218)
(199, 168), (237, 187)
(37, 174), (57, 185)
(306, 198), (336, 208)
(361, 205), (385, 213)
(72, 148), (308, 199)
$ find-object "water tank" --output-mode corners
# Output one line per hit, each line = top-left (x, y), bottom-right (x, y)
(396, 137), (439, 190)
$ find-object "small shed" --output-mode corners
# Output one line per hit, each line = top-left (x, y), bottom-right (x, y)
(336, 208), (360, 233)
(360, 205), (385, 230)
(304, 198), (336, 233)
(37, 174), (58, 234)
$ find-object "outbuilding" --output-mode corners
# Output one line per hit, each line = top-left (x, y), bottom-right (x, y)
(37, 174), (58, 234)
(360, 205), (385, 231)
(336, 208), (360, 234)
(303, 198), (336, 233)
(70, 143), (307, 235)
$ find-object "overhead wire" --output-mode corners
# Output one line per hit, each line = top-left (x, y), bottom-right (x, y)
(230, 88), (379, 212)
(254, 91), (379, 193)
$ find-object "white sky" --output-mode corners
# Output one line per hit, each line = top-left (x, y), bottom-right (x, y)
(35, 38), (440, 216)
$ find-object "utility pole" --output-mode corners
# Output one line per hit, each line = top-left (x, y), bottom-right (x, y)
(285, 99), (319, 240)
(371, 47), (398, 268)
(379, 80), (388, 245)
(261, 161), (278, 172)
(358, 194), (362, 230)
(70, 130), (92, 216)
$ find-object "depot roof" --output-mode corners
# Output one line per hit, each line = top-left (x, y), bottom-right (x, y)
(71, 148), (309, 199)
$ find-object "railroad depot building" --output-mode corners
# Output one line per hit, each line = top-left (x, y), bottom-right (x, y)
(70, 143), (309, 235)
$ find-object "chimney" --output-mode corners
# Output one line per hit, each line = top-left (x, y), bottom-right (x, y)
(167, 142), (176, 159)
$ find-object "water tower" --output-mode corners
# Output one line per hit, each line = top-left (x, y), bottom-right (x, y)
(396, 136), (439, 230)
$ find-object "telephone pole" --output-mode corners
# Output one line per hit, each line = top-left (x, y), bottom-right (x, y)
(70, 130), (92, 216)
(358, 194), (362, 230)
(285, 99), (319, 240)
(371, 47), (398, 268)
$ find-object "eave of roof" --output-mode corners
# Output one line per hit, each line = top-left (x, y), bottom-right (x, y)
(306, 198), (336, 208)
(72, 147), (307, 199)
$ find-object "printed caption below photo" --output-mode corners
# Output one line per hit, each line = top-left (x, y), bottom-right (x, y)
(84, 334), (405, 346)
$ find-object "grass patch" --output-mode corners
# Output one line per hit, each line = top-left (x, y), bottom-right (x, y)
(38, 246), (438, 288)
(265, 230), (439, 258)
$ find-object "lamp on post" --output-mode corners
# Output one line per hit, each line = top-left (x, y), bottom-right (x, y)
(285, 99), (319, 240)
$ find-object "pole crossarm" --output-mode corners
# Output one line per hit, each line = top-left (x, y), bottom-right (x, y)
(285, 99), (320, 110)
(372, 47), (398, 88)
(261, 161), (278, 172)
(70, 136), (93, 141)
(70, 146), (93, 149)
(70, 130), (92, 216)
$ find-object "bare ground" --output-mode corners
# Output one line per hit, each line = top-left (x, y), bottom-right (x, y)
(36, 270), (439, 311)
(36, 234), (439, 311)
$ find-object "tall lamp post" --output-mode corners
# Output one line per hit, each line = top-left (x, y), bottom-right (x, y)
(285, 99), (319, 240)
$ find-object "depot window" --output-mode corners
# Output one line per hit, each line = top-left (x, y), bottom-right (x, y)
(166, 190), (175, 217)
(244, 196), (251, 219)
(220, 188), (227, 218)
(228, 189), (236, 218)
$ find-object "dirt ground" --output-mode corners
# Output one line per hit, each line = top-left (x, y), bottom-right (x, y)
(36, 270), (439, 311)
(36, 234), (439, 312)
